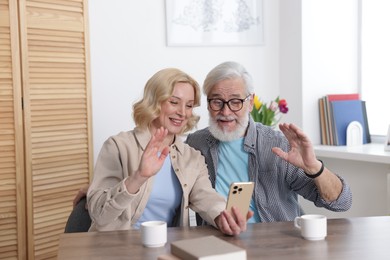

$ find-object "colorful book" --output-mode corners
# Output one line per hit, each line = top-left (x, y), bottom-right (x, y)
(330, 100), (370, 145)
(318, 93), (364, 145)
(361, 100), (371, 143)
(318, 98), (328, 145)
(170, 235), (246, 260)
(326, 93), (360, 144)
(324, 96), (335, 145)
(327, 93), (360, 101)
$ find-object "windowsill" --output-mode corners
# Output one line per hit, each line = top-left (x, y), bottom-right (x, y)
(314, 143), (390, 164)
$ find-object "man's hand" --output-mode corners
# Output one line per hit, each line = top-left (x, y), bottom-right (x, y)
(214, 207), (254, 236)
(272, 123), (319, 172)
(272, 123), (343, 202)
(73, 184), (89, 208)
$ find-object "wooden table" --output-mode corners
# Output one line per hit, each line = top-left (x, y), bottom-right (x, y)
(58, 216), (390, 259)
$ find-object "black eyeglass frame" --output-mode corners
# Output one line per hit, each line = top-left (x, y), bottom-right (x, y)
(207, 94), (252, 112)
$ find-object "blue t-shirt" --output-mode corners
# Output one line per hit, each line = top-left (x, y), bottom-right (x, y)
(134, 155), (182, 229)
(216, 138), (261, 223)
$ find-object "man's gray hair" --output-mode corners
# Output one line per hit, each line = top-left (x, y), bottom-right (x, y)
(203, 61), (254, 97)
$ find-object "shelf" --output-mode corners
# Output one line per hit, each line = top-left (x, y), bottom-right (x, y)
(314, 143), (390, 164)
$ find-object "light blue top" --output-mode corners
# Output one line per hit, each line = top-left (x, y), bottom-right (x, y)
(134, 155), (182, 229)
(215, 138), (260, 223)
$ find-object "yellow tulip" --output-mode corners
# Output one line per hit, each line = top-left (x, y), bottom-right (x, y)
(253, 95), (262, 110)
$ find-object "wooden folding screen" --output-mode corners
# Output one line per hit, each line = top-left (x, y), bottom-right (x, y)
(0, 0), (92, 259)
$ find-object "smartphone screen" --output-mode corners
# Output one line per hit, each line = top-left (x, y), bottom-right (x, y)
(225, 182), (254, 217)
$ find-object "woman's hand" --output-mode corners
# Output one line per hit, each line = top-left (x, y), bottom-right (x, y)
(125, 127), (170, 193)
(138, 127), (170, 178)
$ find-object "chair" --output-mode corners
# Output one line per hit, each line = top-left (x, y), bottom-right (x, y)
(64, 197), (92, 233)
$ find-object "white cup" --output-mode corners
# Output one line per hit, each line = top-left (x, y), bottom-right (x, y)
(141, 221), (167, 247)
(294, 214), (327, 241)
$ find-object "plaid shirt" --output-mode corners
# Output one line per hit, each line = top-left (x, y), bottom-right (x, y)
(186, 117), (352, 222)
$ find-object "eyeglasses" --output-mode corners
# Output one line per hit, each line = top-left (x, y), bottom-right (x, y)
(207, 95), (251, 112)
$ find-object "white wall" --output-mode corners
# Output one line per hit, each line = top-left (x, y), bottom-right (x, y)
(88, 0), (389, 219)
(280, 0), (359, 143)
(279, 0), (303, 128)
(88, 0), (280, 161)
(300, 0), (358, 144)
(88, 1), (360, 161)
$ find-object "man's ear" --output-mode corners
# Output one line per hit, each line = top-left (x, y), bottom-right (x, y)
(248, 94), (254, 112)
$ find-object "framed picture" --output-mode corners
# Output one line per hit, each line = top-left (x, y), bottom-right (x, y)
(385, 125), (390, 151)
(165, 0), (264, 46)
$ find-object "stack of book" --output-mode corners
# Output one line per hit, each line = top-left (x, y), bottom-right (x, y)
(318, 93), (371, 146)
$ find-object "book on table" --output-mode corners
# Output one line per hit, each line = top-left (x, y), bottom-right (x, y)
(170, 235), (246, 260)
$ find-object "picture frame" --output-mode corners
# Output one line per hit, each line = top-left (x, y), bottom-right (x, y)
(165, 0), (264, 46)
(385, 125), (390, 151)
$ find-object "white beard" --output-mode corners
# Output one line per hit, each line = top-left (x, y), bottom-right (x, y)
(208, 113), (249, 142)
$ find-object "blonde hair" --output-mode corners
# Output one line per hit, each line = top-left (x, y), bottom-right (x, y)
(133, 68), (201, 134)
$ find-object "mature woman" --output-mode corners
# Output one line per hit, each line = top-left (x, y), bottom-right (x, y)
(87, 68), (252, 235)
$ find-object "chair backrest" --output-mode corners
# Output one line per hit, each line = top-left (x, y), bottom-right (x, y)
(64, 197), (92, 233)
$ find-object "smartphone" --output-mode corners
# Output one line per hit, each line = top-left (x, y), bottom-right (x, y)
(225, 182), (254, 217)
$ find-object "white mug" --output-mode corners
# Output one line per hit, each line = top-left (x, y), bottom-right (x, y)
(294, 214), (327, 241)
(141, 221), (167, 247)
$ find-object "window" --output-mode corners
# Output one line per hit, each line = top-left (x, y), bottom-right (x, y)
(360, 0), (390, 136)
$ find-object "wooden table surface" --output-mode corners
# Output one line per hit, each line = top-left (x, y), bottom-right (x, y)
(58, 216), (390, 259)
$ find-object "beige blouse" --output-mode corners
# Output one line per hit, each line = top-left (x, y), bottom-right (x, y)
(87, 127), (226, 231)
